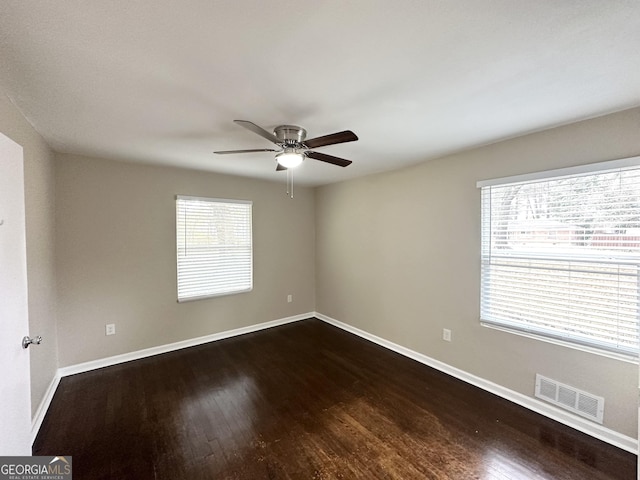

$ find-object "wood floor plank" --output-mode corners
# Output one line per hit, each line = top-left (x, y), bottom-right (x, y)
(33, 319), (636, 479)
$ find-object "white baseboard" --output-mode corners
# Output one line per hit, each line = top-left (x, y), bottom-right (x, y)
(58, 312), (313, 377)
(31, 373), (61, 444)
(315, 312), (638, 454)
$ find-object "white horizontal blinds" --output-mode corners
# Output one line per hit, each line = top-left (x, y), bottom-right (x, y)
(176, 196), (252, 302)
(480, 165), (640, 356)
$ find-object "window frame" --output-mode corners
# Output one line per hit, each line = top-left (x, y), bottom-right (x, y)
(477, 156), (640, 359)
(175, 195), (253, 303)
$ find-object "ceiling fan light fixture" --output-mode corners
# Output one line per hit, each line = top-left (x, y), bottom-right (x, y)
(276, 149), (304, 168)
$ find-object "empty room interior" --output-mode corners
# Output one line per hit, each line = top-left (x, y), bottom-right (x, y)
(1, 2), (640, 479)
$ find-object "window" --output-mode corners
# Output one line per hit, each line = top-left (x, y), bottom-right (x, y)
(176, 195), (252, 302)
(478, 158), (640, 357)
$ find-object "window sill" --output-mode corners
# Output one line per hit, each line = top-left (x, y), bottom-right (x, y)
(177, 287), (253, 303)
(480, 321), (638, 364)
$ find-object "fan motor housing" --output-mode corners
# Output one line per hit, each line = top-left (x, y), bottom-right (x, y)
(274, 125), (307, 145)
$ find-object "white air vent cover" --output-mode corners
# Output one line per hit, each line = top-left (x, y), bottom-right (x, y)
(534, 374), (604, 424)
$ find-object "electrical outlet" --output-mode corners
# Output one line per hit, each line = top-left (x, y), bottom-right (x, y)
(105, 323), (116, 336)
(287, 294), (293, 303)
(442, 328), (452, 342)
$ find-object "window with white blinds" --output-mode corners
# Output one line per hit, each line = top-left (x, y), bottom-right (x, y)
(176, 196), (252, 302)
(478, 159), (640, 356)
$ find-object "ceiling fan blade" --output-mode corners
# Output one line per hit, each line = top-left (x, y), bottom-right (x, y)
(276, 163), (287, 171)
(214, 148), (278, 154)
(234, 120), (280, 144)
(305, 151), (353, 167)
(303, 130), (358, 149)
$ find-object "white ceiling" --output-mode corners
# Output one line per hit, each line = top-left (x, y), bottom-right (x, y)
(1, 1), (639, 186)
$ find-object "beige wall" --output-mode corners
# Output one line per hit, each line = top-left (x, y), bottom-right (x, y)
(55, 154), (315, 366)
(0, 92), (59, 417)
(315, 107), (640, 438)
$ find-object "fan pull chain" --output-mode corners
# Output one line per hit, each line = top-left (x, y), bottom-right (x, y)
(286, 167), (294, 198)
(286, 168), (290, 196)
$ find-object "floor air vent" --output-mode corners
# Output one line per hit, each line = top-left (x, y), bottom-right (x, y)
(534, 374), (604, 424)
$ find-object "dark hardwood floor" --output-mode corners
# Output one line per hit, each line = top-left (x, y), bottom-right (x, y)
(33, 319), (636, 479)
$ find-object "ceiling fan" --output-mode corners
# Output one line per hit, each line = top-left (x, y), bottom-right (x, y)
(214, 120), (358, 171)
